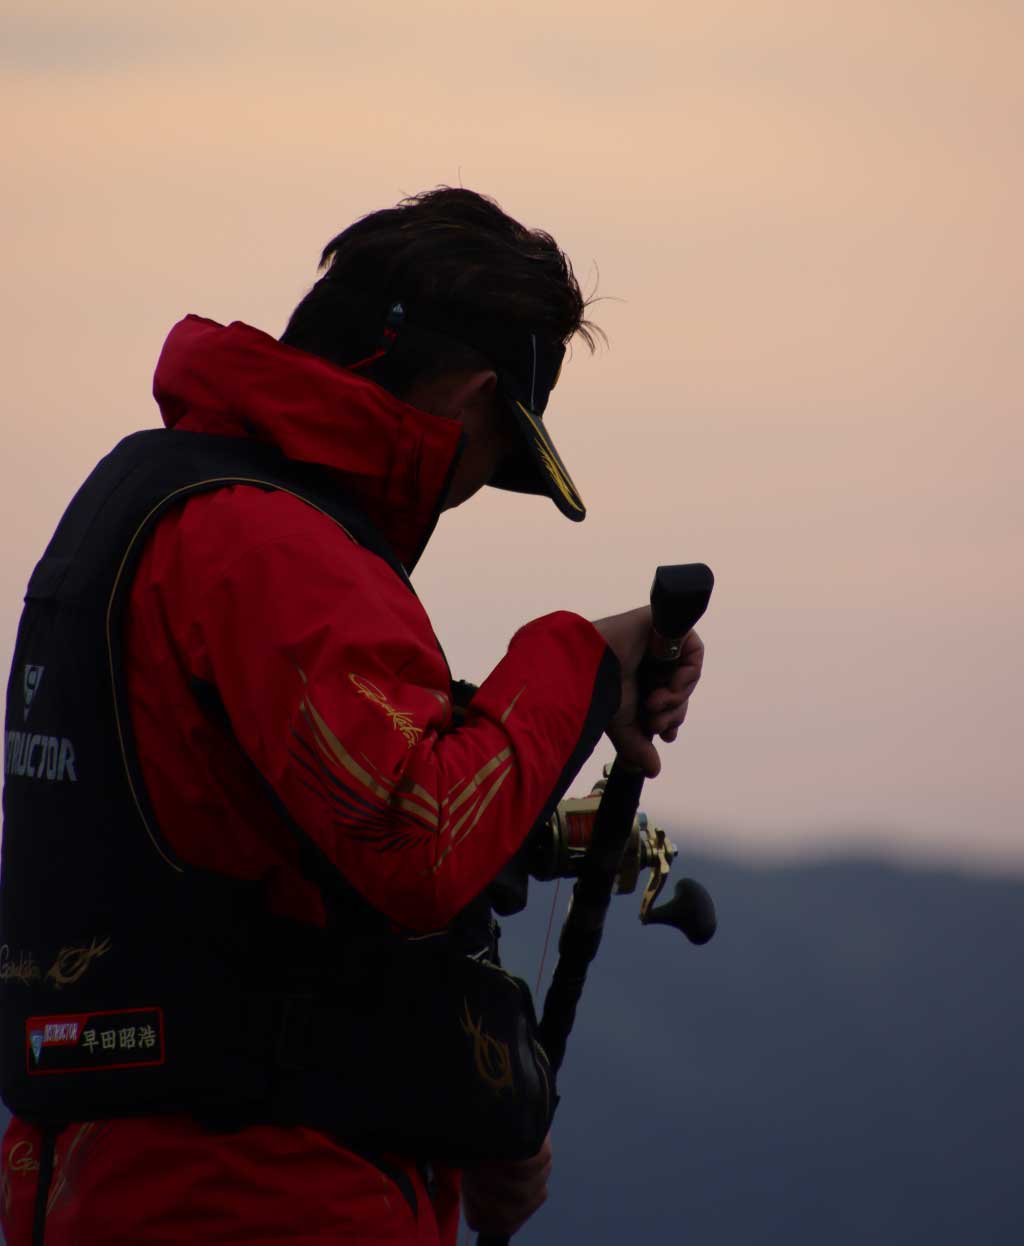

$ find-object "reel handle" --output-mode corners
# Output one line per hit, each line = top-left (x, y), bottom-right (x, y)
(644, 876), (718, 944)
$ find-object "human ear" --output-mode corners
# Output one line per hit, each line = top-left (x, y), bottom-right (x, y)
(447, 369), (497, 419)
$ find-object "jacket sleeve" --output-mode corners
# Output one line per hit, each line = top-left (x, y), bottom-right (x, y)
(136, 486), (620, 931)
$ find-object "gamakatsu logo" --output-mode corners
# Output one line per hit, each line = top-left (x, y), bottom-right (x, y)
(23, 665), (44, 721)
(4, 731), (78, 782)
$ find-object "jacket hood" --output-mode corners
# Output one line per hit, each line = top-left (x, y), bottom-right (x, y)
(153, 316), (464, 569)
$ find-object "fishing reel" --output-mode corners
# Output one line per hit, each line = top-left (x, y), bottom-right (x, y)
(528, 768), (717, 943)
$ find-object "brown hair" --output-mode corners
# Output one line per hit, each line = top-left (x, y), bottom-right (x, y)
(281, 187), (599, 394)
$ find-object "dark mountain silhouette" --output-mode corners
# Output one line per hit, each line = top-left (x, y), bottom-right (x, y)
(2, 852), (1021, 1244)
(498, 850), (1024, 1245)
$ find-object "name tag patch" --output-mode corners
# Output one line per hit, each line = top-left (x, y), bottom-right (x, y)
(26, 1007), (164, 1074)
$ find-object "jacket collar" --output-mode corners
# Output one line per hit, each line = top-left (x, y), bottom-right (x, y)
(153, 315), (464, 570)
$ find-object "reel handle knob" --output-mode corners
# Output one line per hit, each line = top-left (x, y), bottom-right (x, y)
(644, 876), (717, 945)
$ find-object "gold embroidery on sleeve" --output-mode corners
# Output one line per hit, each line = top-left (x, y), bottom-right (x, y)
(297, 667), (393, 801)
(500, 685), (528, 726)
(348, 674), (423, 747)
(396, 776), (440, 812)
(448, 748), (512, 817)
(432, 762), (513, 873)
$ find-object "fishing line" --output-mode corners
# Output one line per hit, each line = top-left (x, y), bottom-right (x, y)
(533, 879), (562, 997)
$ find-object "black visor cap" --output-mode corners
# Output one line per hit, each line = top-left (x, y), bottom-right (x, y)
(380, 308), (586, 522)
(489, 334), (586, 521)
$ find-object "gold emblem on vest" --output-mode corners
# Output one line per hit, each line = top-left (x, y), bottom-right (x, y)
(45, 935), (112, 989)
(460, 999), (514, 1093)
(0, 944), (41, 986)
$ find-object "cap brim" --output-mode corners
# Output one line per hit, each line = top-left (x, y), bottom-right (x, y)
(489, 397), (586, 522)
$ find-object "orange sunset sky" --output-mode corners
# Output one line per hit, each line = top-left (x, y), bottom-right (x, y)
(4, 1), (1021, 870)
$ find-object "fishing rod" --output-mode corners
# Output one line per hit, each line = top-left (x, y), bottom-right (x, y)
(478, 563), (716, 1246)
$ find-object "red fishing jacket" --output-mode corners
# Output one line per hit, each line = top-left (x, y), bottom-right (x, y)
(1, 317), (619, 1245)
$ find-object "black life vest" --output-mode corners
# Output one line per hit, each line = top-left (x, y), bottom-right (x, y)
(0, 430), (554, 1162)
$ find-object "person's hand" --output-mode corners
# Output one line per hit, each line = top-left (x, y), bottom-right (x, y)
(461, 1133), (552, 1237)
(591, 606), (704, 777)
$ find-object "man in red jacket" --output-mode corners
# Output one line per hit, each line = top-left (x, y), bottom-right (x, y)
(1, 188), (703, 1245)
